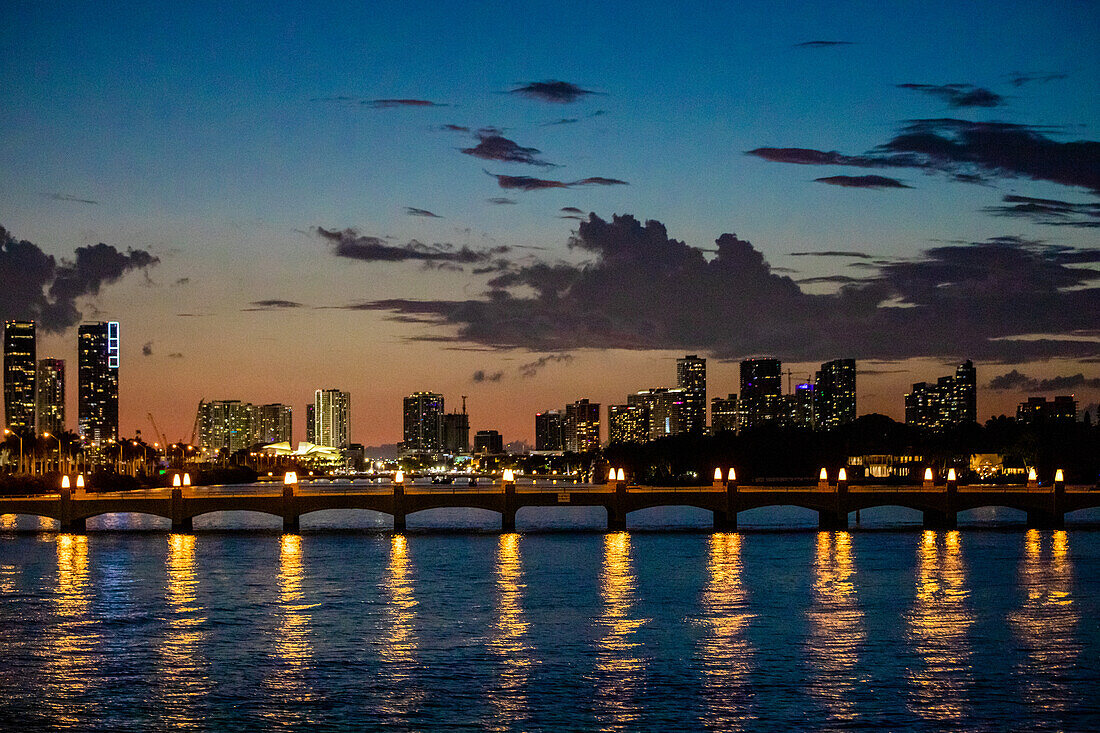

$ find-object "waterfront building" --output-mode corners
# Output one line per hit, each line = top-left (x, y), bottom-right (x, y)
(790, 382), (816, 428)
(258, 403), (292, 445)
(676, 354), (707, 434)
(77, 321), (119, 445)
(739, 357), (783, 430)
(904, 360), (977, 431)
(474, 429), (504, 454)
(711, 393), (738, 434)
(1017, 395), (1078, 425)
(3, 321), (36, 431)
(814, 358), (856, 430)
(198, 400), (257, 455)
(608, 403), (649, 443)
(305, 403), (316, 444)
(403, 391), (444, 453)
(628, 387), (686, 440)
(35, 358), (65, 436)
(534, 409), (566, 451)
(442, 409), (470, 454)
(947, 360), (977, 425)
(565, 399), (600, 452)
(315, 389), (350, 449)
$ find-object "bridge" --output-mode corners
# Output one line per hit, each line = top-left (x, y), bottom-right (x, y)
(0, 472), (1096, 532)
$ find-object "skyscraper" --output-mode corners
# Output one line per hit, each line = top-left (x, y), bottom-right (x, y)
(628, 387), (686, 440)
(403, 391), (444, 453)
(565, 399), (600, 452)
(904, 360), (977, 431)
(739, 357), (783, 430)
(534, 409), (566, 451)
(790, 382), (816, 428)
(676, 354), (707, 434)
(35, 358), (65, 436)
(711, 394), (738, 434)
(608, 403), (648, 443)
(258, 403), (292, 444)
(814, 358), (856, 430)
(473, 429), (504, 454)
(305, 403), (316, 444)
(77, 321), (119, 445)
(199, 400), (258, 455)
(442, 410), (470, 454)
(315, 389), (350, 448)
(3, 321), (36, 431)
(947, 360), (976, 425)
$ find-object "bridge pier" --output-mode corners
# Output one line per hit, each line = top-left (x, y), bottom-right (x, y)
(58, 487), (85, 533)
(172, 517), (193, 532)
(607, 508), (627, 531)
(502, 481), (517, 532)
(923, 510), (957, 530)
(60, 517), (86, 533)
(282, 484), (300, 534)
(171, 488), (192, 532)
(713, 510), (737, 531)
(1026, 510), (1064, 530)
(392, 483), (406, 532)
(818, 510), (847, 530)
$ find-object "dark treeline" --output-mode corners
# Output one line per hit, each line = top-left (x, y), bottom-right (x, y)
(603, 414), (1100, 485)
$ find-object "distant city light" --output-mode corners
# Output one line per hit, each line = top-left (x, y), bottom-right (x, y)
(284, 471), (298, 484)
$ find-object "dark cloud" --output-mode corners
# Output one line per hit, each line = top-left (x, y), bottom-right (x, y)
(544, 118), (579, 126)
(988, 370), (1100, 391)
(560, 207), (584, 214)
(44, 192), (98, 205)
(173, 277), (190, 286)
(363, 98), (447, 109)
(814, 175), (911, 189)
(790, 251), (873, 259)
(441, 124), (470, 132)
(142, 341), (153, 356)
(463, 133), (555, 166)
(1008, 72), (1068, 88)
(343, 214), (1100, 362)
(487, 173), (570, 191)
(472, 369), (504, 383)
(486, 197), (517, 205)
(793, 40), (854, 48)
(507, 80), (599, 103)
(405, 207), (442, 218)
(749, 119), (1100, 193)
(317, 227), (509, 265)
(167, 352), (184, 359)
(243, 299), (304, 311)
(0, 226), (160, 332)
(982, 195), (1100, 228)
(796, 275), (864, 285)
(519, 354), (574, 378)
(898, 83), (1005, 108)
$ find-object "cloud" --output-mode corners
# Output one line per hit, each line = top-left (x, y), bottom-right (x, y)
(814, 175), (911, 189)
(486, 197), (517, 205)
(1008, 72), (1068, 87)
(462, 132), (555, 166)
(573, 176), (628, 186)
(560, 207), (584, 214)
(168, 352), (184, 359)
(790, 251), (873, 259)
(484, 173), (627, 191)
(44, 192), (98, 205)
(344, 214), (1100, 362)
(440, 124), (470, 132)
(507, 80), (599, 103)
(0, 225), (160, 332)
(982, 195), (1100, 228)
(519, 353), (574, 378)
(142, 341), (153, 356)
(793, 40), (853, 48)
(472, 369), (504, 383)
(405, 207), (442, 218)
(318, 227), (509, 265)
(544, 118), (579, 126)
(748, 119), (1100, 193)
(173, 277), (190, 286)
(362, 98), (447, 108)
(243, 299), (304, 311)
(988, 370), (1100, 391)
(898, 83), (1005, 108)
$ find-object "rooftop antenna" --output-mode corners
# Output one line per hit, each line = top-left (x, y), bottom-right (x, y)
(462, 395), (467, 416)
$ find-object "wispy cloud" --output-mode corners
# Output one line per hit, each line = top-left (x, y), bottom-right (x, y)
(43, 192), (99, 205)
(472, 369), (504, 383)
(462, 132), (555, 166)
(790, 251), (873, 259)
(507, 80), (600, 103)
(982, 195), (1100, 228)
(815, 175), (911, 189)
(519, 353), (574, 378)
(989, 369), (1100, 391)
(405, 207), (442, 218)
(485, 172), (628, 191)
(1007, 71), (1068, 87)
(318, 227), (509, 266)
(142, 341), (153, 356)
(243, 299), (304, 311)
(487, 197), (517, 205)
(898, 83), (1005, 108)
(793, 40), (854, 48)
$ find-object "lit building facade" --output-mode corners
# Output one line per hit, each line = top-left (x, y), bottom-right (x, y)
(904, 360), (977, 431)
(199, 400), (257, 455)
(403, 391), (444, 453)
(35, 358), (65, 436)
(628, 387), (686, 440)
(474, 429), (504, 454)
(1017, 395), (1077, 425)
(3, 320), (36, 431)
(77, 321), (119, 445)
(565, 398), (600, 452)
(305, 403), (316, 444)
(790, 382), (816, 428)
(258, 403), (292, 444)
(534, 409), (566, 451)
(608, 403), (649, 444)
(676, 354), (707, 434)
(711, 394), (739, 434)
(739, 357), (783, 430)
(315, 389), (350, 449)
(814, 358), (856, 430)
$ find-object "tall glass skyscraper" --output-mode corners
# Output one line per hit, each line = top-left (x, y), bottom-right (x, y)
(77, 321), (119, 445)
(3, 321), (36, 431)
(35, 358), (65, 436)
(403, 391), (443, 453)
(739, 357), (783, 430)
(676, 354), (707, 434)
(814, 358), (857, 430)
(315, 389), (351, 449)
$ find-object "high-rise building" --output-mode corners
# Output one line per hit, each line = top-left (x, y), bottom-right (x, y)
(628, 387), (686, 440)
(947, 360), (976, 425)
(739, 358), (783, 430)
(904, 360), (977, 431)
(608, 404), (648, 443)
(565, 399), (600, 452)
(534, 409), (566, 451)
(814, 358), (856, 430)
(676, 354), (707, 434)
(3, 321), (36, 431)
(790, 382), (816, 428)
(77, 321), (119, 445)
(403, 391), (444, 453)
(1017, 396), (1078, 425)
(474, 429), (504, 454)
(198, 400), (258, 455)
(35, 358), (65, 436)
(442, 410), (470, 454)
(305, 404), (316, 444)
(258, 403), (292, 444)
(315, 389), (350, 449)
(711, 394), (739, 434)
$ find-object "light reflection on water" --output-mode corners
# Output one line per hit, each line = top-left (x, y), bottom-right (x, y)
(264, 534), (315, 722)
(160, 533), (209, 729)
(593, 531), (647, 732)
(382, 533), (422, 720)
(1010, 529), (1081, 718)
(806, 531), (865, 726)
(907, 530), (974, 722)
(488, 533), (531, 730)
(698, 532), (754, 730)
(46, 533), (96, 725)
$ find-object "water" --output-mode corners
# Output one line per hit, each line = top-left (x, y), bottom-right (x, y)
(1, 509), (1099, 731)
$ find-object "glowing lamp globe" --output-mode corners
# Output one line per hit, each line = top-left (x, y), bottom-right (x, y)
(1028, 468), (1037, 481)
(616, 468), (625, 482)
(503, 468), (515, 482)
(819, 468), (828, 481)
(394, 470), (404, 484)
(947, 468), (957, 481)
(924, 468), (933, 481)
(76, 474), (85, 489)
(1055, 469), (1064, 482)
(727, 468), (736, 482)
(61, 475), (70, 489)
(838, 468), (847, 482)
(183, 473), (191, 487)
(714, 467), (723, 481)
(173, 474), (182, 487)
(284, 471), (298, 485)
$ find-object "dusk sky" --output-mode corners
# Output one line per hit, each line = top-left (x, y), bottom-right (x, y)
(2, 1), (1098, 446)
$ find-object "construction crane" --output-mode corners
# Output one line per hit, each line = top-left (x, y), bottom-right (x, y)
(189, 399), (204, 446)
(147, 413), (169, 453)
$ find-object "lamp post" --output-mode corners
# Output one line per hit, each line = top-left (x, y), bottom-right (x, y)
(4, 429), (23, 474)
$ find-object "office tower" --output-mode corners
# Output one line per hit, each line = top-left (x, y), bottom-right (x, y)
(711, 394), (738, 434)
(565, 398), (601, 452)
(904, 360), (977, 431)
(814, 358), (856, 430)
(608, 404), (648, 443)
(258, 403), (292, 444)
(904, 382), (939, 431)
(315, 389), (350, 449)
(305, 404), (316, 444)
(474, 429), (504, 454)
(739, 357), (783, 430)
(947, 360), (976, 425)
(791, 382), (816, 428)
(77, 321), (119, 445)
(534, 409), (566, 451)
(403, 391), (444, 453)
(3, 321), (36, 431)
(198, 400), (258, 455)
(442, 410), (470, 454)
(628, 387), (686, 440)
(35, 358), (65, 436)
(676, 354), (707, 434)
(1017, 396), (1077, 425)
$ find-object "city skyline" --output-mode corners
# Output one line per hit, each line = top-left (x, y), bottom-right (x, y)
(1, 1), (1097, 446)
